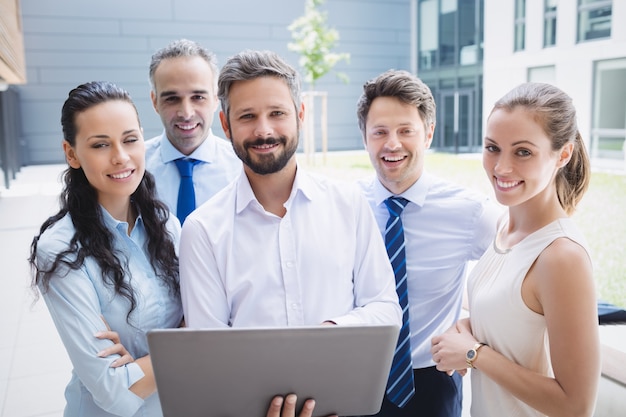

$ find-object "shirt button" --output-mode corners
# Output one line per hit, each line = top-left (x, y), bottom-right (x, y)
(286, 261), (294, 268)
(291, 303), (299, 310)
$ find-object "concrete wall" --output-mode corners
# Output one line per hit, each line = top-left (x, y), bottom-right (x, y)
(17, 0), (411, 165)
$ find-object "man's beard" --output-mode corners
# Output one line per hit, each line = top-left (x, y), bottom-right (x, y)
(233, 135), (298, 175)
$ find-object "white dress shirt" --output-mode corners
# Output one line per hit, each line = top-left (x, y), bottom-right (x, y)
(359, 172), (501, 368)
(179, 167), (402, 329)
(144, 129), (241, 214)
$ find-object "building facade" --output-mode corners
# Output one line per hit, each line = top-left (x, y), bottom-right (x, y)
(10, 0), (412, 166)
(4, 0), (625, 170)
(413, 0), (485, 154)
(482, 0), (625, 168)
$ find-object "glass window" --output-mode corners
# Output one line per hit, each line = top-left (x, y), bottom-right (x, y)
(544, 0), (557, 47)
(514, 0), (526, 52)
(527, 66), (556, 84)
(578, 0), (612, 42)
(419, 0), (439, 70)
(591, 58), (626, 161)
(440, 0), (458, 66)
(458, 1), (478, 65)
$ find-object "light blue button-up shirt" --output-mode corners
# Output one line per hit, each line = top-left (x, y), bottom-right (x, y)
(36, 207), (183, 417)
(359, 172), (501, 368)
(144, 130), (242, 216)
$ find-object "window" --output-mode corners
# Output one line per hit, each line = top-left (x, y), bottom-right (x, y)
(544, 0), (557, 47)
(419, 0), (438, 70)
(439, 0), (458, 66)
(591, 58), (626, 160)
(514, 0), (526, 52)
(578, 0), (612, 42)
(528, 66), (556, 84)
(418, 0), (482, 70)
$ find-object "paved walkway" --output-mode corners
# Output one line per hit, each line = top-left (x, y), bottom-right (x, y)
(0, 164), (67, 417)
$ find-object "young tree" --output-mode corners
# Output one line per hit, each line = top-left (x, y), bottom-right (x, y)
(288, 0), (350, 89)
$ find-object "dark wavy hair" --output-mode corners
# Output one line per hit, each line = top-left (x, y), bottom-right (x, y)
(29, 81), (179, 323)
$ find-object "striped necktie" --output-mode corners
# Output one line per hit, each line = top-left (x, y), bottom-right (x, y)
(383, 196), (415, 408)
(174, 158), (200, 224)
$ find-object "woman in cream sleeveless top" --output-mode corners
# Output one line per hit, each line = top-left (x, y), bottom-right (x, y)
(431, 83), (600, 417)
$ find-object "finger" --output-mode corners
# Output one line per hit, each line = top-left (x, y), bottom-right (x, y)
(97, 343), (124, 357)
(110, 353), (134, 368)
(299, 399), (316, 417)
(458, 369), (468, 377)
(282, 394), (298, 417)
(96, 343), (134, 365)
(266, 396), (284, 417)
(94, 330), (120, 344)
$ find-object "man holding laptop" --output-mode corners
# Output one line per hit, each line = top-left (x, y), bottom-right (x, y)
(175, 50), (401, 416)
(179, 50), (401, 330)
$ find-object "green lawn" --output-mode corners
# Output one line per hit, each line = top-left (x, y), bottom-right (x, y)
(300, 150), (626, 307)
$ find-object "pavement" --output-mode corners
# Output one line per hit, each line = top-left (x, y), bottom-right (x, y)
(1, 160), (624, 417)
(0, 164), (68, 417)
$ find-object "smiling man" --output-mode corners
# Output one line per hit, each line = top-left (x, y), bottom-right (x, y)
(178, 49), (401, 334)
(356, 70), (501, 417)
(144, 39), (241, 223)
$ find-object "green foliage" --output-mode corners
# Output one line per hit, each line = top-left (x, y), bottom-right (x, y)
(288, 0), (350, 88)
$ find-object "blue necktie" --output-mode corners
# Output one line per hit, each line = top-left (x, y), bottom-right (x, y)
(384, 196), (415, 408)
(174, 158), (200, 223)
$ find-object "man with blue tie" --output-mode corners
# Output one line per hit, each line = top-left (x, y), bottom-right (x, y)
(145, 39), (241, 223)
(357, 70), (501, 417)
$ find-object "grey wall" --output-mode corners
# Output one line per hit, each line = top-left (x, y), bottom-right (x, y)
(17, 0), (411, 165)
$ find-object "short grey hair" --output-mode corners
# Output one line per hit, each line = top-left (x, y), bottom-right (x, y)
(148, 39), (218, 92)
(217, 50), (301, 123)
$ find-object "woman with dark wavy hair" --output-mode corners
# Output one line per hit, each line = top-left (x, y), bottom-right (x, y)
(29, 81), (182, 416)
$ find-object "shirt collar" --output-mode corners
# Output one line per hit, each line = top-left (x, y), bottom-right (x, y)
(373, 171), (433, 208)
(235, 164), (314, 214)
(159, 129), (220, 164)
(99, 204), (144, 235)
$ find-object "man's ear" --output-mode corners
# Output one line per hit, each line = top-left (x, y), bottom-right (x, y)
(219, 111), (231, 140)
(63, 140), (81, 169)
(150, 90), (158, 113)
(425, 122), (435, 149)
(298, 101), (305, 126)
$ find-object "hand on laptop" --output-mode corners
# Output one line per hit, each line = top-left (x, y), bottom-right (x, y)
(266, 394), (337, 417)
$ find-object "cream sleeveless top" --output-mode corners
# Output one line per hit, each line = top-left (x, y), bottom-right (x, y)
(467, 217), (590, 417)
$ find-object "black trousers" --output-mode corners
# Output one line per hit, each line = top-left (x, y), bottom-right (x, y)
(369, 366), (463, 417)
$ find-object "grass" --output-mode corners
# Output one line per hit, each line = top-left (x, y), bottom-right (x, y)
(299, 150), (626, 307)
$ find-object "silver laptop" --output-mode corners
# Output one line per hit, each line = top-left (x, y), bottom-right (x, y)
(147, 324), (399, 417)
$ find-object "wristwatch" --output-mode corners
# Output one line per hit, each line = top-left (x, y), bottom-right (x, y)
(465, 342), (487, 368)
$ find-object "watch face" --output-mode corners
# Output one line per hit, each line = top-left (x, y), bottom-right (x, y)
(467, 349), (476, 360)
